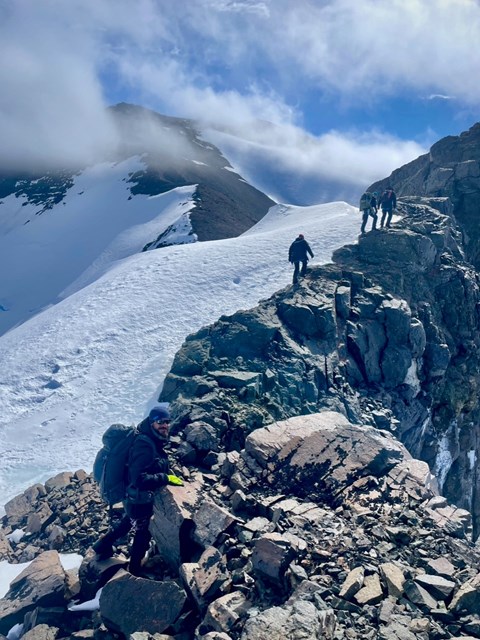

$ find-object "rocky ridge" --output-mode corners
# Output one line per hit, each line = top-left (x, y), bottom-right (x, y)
(4, 199), (480, 638)
(370, 122), (480, 270)
(1, 409), (480, 640)
(160, 198), (480, 538)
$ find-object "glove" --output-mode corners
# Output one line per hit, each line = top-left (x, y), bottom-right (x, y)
(167, 474), (184, 486)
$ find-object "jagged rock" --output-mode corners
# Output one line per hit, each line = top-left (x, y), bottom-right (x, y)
(244, 411), (435, 504)
(354, 573), (383, 606)
(78, 550), (128, 601)
(185, 421), (220, 453)
(252, 532), (297, 587)
(4, 484), (46, 527)
(129, 634), (173, 640)
(414, 573), (456, 600)
(338, 566), (364, 600)
(0, 529), (14, 561)
(180, 546), (230, 610)
(379, 563), (406, 599)
(44, 472), (73, 492)
(424, 499), (472, 538)
(21, 625), (60, 640)
(240, 601), (336, 640)
(151, 480), (203, 568)
(427, 556), (456, 579)
(26, 502), (54, 534)
(378, 615), (418, 640)
(46, 524), (67, 550)
(21, 608), (76, 636)
(192, 499), (237, 548)
(450, 574), (480, 615)
(99, 570), (187, 636)
(0, 550), (68, 635)
(404, 579), (438, 610)
(202, 591), (251, 635)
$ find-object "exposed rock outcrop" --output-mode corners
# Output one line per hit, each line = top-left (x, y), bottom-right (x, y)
(370, 122), (480, 269)
(159, 199), (480, 538)
(2, 410), (480, 639)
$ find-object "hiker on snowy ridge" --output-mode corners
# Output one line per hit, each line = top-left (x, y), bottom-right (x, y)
(93, 406), (183, 576)
(359, 191), (378, 234)
(288, 233), (314, 284)
(379, 186), (397, 228)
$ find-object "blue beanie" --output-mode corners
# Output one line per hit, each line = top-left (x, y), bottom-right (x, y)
(148, 406), (170, 423)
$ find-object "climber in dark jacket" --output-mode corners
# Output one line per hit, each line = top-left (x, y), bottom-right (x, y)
(379, 187), (397, 228)
(93, 406), (183, 575)
(288, 234), (314, 283)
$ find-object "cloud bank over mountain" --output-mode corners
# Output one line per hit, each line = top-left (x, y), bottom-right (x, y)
(5, 0), (476, 187)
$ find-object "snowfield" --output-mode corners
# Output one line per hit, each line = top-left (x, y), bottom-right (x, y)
(0, 199), (360, 507)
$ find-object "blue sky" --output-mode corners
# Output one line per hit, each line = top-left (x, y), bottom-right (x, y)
(1, 0), (479, 194)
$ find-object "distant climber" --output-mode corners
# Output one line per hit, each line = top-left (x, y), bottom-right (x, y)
(359, 191), (378, 234)
(92, 406), (183, 576)
(288, 234), (314, 283)
(379, 186), (397, 228)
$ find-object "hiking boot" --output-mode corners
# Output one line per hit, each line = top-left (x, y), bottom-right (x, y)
(93, 538), (115, 560)
(128, 559), (147, 577)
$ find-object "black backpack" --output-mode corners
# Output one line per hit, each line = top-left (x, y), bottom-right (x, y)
(93, 424), (138, 505)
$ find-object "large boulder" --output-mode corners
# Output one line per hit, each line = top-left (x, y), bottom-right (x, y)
(0, 551), (68, 635)
(99, 570), (187, 636)
(243, 411), (436, 503)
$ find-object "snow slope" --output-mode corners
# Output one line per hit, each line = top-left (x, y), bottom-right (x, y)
(0, 201), (360, 507)
(0, 157), (196, 335)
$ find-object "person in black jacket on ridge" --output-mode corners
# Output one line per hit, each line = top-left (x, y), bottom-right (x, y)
(379, 186), (397, 228)
(288, 234), (314, 283)
(93, 406), (183, 575)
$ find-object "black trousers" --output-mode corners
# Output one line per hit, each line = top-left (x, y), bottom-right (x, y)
(95, 502), (153, 572)
(361, 208), (377, 232)
(293, 260), (307, 283)
(381, 208), (393, 227)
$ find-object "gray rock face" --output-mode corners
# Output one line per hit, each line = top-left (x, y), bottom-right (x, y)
(244, 412), (425, 503)
(0, 550), (67, 635)
(160, 201), (480, 536)
(2, 412), (480, 639)
(240, 600), (336, 639)
(370, 122), (480, 269)
(99, 570), (187, 636)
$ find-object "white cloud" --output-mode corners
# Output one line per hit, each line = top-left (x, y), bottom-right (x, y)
(207, 120), (426, 191)
(194, 0), (480, 105)
(427, 94), (454, 101)
(0, 2), (115, 170)
(0, 0), (474, 175)
(208, 0), (270, 15)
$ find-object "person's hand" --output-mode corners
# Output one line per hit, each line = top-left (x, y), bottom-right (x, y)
(167, 474), (184, 486)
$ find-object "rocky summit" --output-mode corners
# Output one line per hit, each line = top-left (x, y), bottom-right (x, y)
(161, 198), (480, 539)
(4, 196), (480, 639)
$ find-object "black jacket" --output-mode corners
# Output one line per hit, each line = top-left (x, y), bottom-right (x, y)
(126, 418), (170, 502)
(379, 190), (397, 210)
(289, 237), (314, 262)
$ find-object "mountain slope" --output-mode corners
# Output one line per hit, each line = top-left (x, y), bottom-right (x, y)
(0, 104), (274, 335)
(0, 201), (360, 508)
